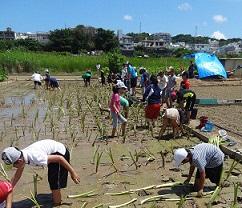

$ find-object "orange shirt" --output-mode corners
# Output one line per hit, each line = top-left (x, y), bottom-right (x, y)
(180, 79), (190, 90)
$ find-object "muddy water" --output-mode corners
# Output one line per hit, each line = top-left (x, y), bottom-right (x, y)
(0, 81), (241, 208)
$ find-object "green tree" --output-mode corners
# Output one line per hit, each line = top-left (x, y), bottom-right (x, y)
(47, 29), (74, 52)
(126, 32), (150, 42)
(15, 39), (43, 51)
(172, 48), (193, 58)
(108, 51), (124, 73)
(72, 26), (95, 53)
(95, 28), (119, 52)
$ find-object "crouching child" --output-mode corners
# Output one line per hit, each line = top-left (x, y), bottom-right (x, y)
(1, 139), (80, 206)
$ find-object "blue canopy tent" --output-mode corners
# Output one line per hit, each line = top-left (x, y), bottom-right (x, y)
(184, 52), (227, 79)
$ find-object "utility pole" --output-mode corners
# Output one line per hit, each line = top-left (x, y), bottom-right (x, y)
(195, 25), (198, 37)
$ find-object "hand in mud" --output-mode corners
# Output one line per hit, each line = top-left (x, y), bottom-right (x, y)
(184, 178), (190, 184)
(197, 190), (203, 198)
(71, 172), (80, 184)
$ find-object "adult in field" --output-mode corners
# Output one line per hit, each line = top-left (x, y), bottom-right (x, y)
(157, 71), (168, 105)
(121, 64), (129, 88)
(45, 76), (61, 90)
(31, 71), (43, 89)
(188, 61), (196, 78)
(174, 143), (224, 197)
(127, 63), (138, 96)
(1, 139), (80, 206)
(165, 67), (177, 108)
(140, 68), (150, 95)
(143, 75), (161, 127)
(82, 70), (92, 87)
(0, 180), (13, 208)
(100, 68), (106, 85)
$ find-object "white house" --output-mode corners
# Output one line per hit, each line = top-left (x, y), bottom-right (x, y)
(193, 43), (210, 52)
(119, 35), (134, 51)
(151, 32), (171, 45)
(141, 38), (165, 49)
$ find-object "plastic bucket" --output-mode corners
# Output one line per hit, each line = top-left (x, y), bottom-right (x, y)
(204, 121), (214, 132)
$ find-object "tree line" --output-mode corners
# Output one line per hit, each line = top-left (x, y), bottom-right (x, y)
(0, 25), (119, 53)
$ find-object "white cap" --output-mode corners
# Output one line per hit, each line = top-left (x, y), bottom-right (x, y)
(45, 69), (49, 73)
(1, 147), (21, 165)
(173, 148), (188, 168)
(116, 81), (127, 89)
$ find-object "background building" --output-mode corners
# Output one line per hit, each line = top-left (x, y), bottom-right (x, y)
(151, 32), (171, 45)
(0, 27), (16, 40)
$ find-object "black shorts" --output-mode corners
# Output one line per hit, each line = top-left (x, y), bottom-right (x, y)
(48, 148), (70, 190)
(130, 77), (137, 88)
(196, 163), (223, 185)
(184, 95), (196, 111)
(34, 81), (41, 86)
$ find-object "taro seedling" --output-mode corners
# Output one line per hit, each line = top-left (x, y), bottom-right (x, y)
(107, 148), (118, 172)
(67, 190), (97, 199)
(95, 151), (103, 173)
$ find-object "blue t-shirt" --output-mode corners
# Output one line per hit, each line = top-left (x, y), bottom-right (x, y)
(128, 66), (137, 78)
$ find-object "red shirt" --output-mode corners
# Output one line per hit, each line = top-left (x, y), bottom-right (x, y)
(0, 181), (12, 203)
(180, 79), (190, 90)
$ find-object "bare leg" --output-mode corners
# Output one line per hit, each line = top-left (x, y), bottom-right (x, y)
(186, 111), (191, 124)
(121, 122), (126, 136)
(52, 189), (62, 206)
(159, 117), (169, 137)
(194, 177), (200, 191)
(171, 119), (180, 138)
(111, 127), (116, 137)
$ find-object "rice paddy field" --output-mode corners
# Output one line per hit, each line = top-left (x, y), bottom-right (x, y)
(0, 79), (242, 208)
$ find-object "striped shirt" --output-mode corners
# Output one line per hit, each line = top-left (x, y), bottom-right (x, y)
(191, 143), (224, 172)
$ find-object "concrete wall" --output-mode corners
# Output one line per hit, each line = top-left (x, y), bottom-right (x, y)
(219, 58), (242, 77)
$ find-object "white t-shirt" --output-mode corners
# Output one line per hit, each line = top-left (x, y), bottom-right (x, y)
(158, 75), (168, 90)
(31, 73), (43, 82)
(22, 139), (66, 167)
(167, 75), (176, 90)
(121, 67), (128, 79)
(164, 108), (180, 124)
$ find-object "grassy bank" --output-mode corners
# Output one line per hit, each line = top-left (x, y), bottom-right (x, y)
(0, 50), (189, 74)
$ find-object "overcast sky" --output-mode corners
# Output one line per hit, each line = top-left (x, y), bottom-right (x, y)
(1, 0), (242, 39)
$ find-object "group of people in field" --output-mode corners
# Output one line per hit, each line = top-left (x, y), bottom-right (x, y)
(103, 62), (197, 139)
(102, 61), (223, 198)
(0, 61), (224, 207)
(31, 69), (61, 90)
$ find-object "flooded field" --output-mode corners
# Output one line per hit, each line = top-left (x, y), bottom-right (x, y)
(0, 80), (242, 208)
